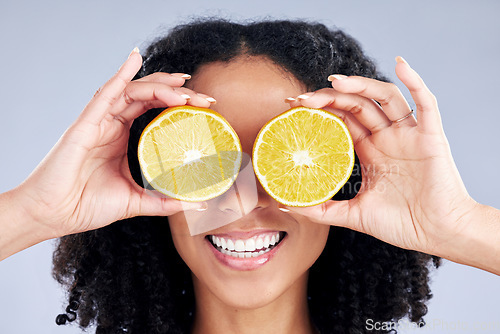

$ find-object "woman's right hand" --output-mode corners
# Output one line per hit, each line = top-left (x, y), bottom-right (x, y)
(8, 48), (210, 241)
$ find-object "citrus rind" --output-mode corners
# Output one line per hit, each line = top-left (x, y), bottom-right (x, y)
(252, 107), (354, 207)
(138, 106), (242, 202)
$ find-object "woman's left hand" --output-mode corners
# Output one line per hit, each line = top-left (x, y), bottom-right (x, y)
(285, 57), (479, 259)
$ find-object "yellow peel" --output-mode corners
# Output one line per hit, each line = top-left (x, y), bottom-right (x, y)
(252, 107), (354, 207)
(138, 106), (242, 202)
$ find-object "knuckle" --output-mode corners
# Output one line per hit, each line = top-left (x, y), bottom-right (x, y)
(377, 83), (400, 105)
(429, 92), (438, 106)
(123, 91), (134, 105)
(348, 103), (364, 115)
(100, 93), (118, 106)
(93, 87), (102, 98)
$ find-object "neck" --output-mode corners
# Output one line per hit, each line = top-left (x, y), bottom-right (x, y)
(190, 272), (317, 334)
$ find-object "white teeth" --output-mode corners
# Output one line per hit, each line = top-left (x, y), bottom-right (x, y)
(270, 234), (276, 246)
(245, 238), (256, 252)
(218, 247), (273, 259)
(210, 232), (285, 258)
(255, 237), (264, 250)
(234, 240), (245, 252)
(263, 235), (270, 248)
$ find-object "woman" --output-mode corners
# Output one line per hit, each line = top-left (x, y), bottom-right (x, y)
(1, 19), (498, 333)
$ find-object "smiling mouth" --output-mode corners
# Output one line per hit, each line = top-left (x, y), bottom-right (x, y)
(206, 231), (287, 259)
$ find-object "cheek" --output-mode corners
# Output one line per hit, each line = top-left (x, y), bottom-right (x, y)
(168, 213), (200, 267)
(293, 219), (330, 266)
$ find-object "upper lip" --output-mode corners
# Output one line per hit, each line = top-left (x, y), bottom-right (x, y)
(203, 209), (293, 239)
(206, 229), (284, 240)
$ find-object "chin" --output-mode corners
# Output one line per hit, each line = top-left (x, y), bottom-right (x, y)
(169, 209), (330, 312)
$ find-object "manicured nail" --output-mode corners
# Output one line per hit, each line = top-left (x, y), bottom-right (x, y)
(327, 74), (347, 82)
(128, 47), (140, 58)
(180, 94), (191, 100)
(196, 202), (208, 212)
(205, 97), (217, 103)
(278, 203), (290, 212)
(395, 56), (408, 65)
(297, 94), (311, 100)
(172, 73), (192, 79)
(285, 97), (296, 102)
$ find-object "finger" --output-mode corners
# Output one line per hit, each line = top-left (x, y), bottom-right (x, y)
(122, 81), (191, 109)
(295, 88), (392, 133)
(112, 82), (191, 122)
(116, 86), (217, 124)
(173, 87), (214, 108)
(283, 200), (361, 231)
(82, 48), (143, 124)
(285, 93), (371, 145)
(394, 57), (443, 134)
(323, 107), (371, 146)
(128, 188), (206, 217)
(135, 72), (191, 87)
(195, 92), (217, 104)
(328, 75), (415, 126)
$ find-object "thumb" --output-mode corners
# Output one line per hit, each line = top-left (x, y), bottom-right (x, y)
(283, 200), (357, 229)
(128, 189), (207, 218)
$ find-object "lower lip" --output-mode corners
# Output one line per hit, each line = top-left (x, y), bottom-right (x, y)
(206, 234), (286, 271)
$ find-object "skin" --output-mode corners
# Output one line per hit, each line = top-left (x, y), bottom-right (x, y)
(168, 57), (329, 334)
(0, 46), (498, 330)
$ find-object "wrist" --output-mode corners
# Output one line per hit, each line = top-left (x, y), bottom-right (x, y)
(437, 199), (500, 275)
(0, 187), (56, 261)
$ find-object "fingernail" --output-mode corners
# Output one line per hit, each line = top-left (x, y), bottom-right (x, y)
(196, 202), (208, 212)
(395, 56), (408, 65)
(278, 203), (290, 212)
(205, 97), (217, 103)
(181, 201), (208, 211)
(297, 94), (311, 100)
(181, 74), (192, 79)
(180, 94), (191, 100)
(285, 97), (296, 102)
(129, 47), (140, 57)
(327, 74), (347, 82)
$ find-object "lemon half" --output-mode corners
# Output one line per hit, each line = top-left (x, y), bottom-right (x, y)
(138, 106), (242, 202)
(252, 107), (354, 207)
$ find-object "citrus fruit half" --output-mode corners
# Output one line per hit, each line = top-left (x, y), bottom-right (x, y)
(252, 107), (354, 207)
(138, 106), (242, 202)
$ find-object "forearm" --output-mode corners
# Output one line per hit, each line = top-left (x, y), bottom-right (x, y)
(440, 202), (500, 275)
(0, 188), (53, 261)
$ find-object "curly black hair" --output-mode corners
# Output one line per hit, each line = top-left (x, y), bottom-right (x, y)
(53, 18), (440, 334)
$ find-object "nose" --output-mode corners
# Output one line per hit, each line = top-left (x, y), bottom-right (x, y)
(214, 153), (272, 215)
(181, 152), (276, 236)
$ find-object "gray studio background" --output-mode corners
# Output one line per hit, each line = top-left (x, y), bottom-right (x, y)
(0, 0), (499, 333)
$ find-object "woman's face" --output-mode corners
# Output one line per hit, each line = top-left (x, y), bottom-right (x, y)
(168, 56), (330, 310)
